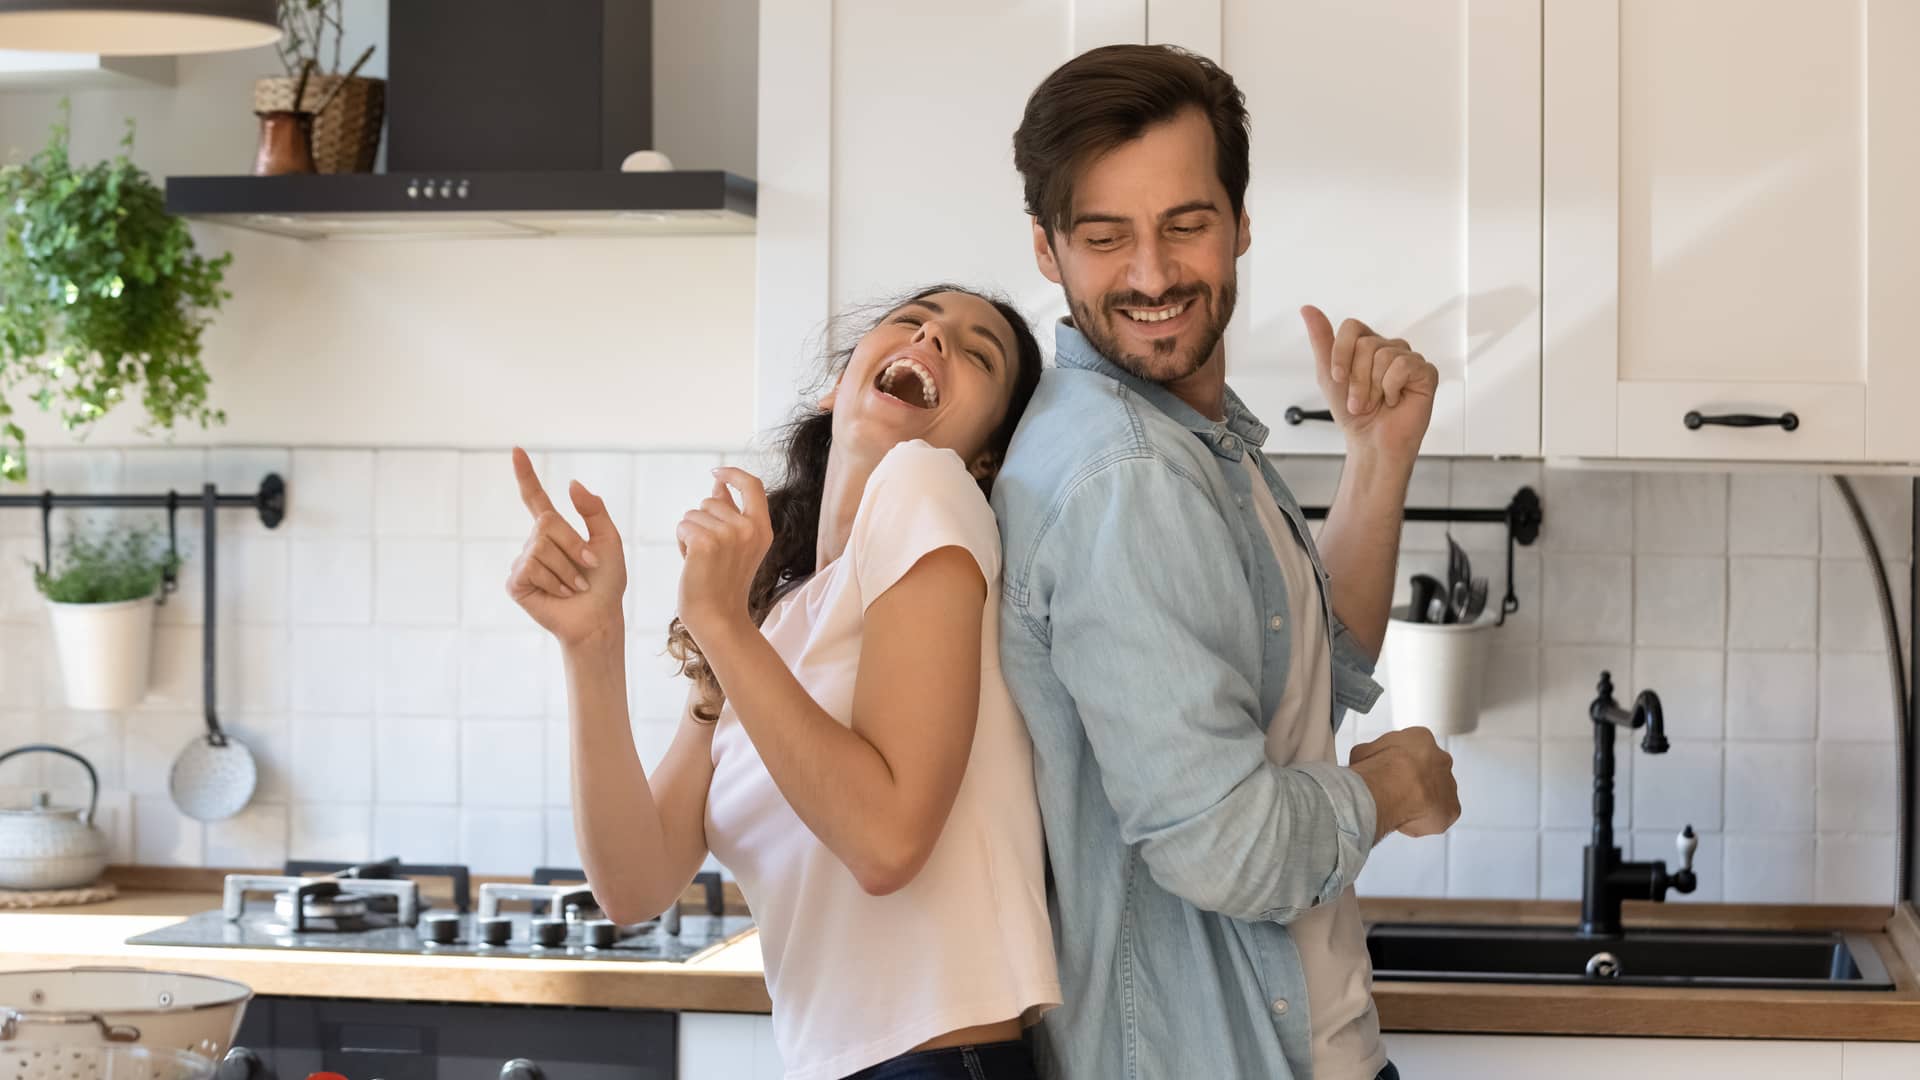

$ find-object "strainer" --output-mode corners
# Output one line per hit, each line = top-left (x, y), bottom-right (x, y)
(0, 1045), (213, 1080)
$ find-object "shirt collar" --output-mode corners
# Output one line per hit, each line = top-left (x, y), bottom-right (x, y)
(1052, 320), (1273, 459)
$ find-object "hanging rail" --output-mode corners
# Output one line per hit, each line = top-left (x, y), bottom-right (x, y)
(1299, 485), (1542, 625)
(0, 474), (287, 743)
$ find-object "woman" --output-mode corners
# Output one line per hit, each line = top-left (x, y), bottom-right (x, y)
(507, 285), (1056, 1080)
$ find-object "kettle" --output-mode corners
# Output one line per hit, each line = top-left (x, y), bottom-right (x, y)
(0, 745), (110, 890)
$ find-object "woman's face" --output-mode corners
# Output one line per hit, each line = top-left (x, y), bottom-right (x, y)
(827, 290), (1023, 473)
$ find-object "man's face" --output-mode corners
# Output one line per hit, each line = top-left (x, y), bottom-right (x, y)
(1032, 107), (1251, 385)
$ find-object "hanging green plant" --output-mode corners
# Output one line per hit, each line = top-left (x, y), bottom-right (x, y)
(0, 100), (232, 484)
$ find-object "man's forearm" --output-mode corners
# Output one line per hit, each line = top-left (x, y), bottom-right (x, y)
(1316, 447), (1414, 660)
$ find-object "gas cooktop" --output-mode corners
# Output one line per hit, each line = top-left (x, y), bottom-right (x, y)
(126, 858), (753, 964)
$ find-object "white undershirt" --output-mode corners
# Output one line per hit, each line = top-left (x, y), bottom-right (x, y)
(1239, 454), (1386, 1080)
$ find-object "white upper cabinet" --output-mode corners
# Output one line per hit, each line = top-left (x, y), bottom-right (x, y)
(754, 0), (1146, 430)
(1151, 0), (1544, 457)
(1543, 0), (1920, 463)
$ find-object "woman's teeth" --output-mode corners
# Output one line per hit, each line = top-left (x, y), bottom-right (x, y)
(1122, 301), (1190, 323)
(878, 357), (938, 408)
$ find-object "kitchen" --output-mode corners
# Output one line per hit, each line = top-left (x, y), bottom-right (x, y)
(0, 0), (1917, 1078)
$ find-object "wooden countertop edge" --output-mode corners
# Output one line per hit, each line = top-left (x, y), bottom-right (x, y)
(1, 947), (775, 1013)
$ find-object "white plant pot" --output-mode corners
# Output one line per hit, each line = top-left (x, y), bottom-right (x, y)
(1382, 610), (1496, 737)
(45, 593), (158, 711)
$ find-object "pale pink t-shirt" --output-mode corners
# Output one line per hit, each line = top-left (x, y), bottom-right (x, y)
(705, 440), (1061, 1080)
(1241, 455), (1387, 1080)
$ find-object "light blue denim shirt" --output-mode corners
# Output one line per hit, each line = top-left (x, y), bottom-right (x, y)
(992, 322), (1385, 1080)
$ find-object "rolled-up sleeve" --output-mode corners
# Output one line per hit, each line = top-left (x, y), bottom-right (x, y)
(1327, 608), (1385, 716)
(1015, 452), (1377, 923)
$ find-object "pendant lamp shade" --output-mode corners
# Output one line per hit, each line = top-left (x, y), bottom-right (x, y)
(0, 1), (280, 56)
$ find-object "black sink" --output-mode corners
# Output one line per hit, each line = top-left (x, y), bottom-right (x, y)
(1367, 923), (1895, 991)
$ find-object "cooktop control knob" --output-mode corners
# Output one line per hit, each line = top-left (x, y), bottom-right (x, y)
(421, 914), (460, 945)
(479, 916), (513, 947)
(583, 920), (618, 949)
(532, 918), (568, 948)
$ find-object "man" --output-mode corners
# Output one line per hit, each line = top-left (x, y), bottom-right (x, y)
(993, 45), (1463, 1080)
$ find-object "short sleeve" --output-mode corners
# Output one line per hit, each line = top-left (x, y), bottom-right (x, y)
(850, 440), (1001, 609)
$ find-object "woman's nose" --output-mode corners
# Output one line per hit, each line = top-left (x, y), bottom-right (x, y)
(912, 320), (948, 354)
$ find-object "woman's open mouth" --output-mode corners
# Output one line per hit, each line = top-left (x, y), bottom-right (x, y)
(874, 356), (939, 410)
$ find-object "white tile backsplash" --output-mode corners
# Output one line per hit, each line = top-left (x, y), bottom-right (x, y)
(1724, 742), (1814, 832)
(1726, 557), (1818, 650)
(10, 446), (1901, 906)
(1722, 833), (1815, 904)
(289, 450), (373, 535)
(1633, 556), (1726, 647)
(1628, 649), (1723, 739)
(375, 716), (459, 805)
(290, 627), (375, 714)
(374, 538), (461, 625)
(374, 451), (461, 538)
(1818, 650), (1898, 742)
(1543, 555), (1632, 645)
(1634, 473), (1728, 555)
(1542, 469), (1633, 553)
(1446, 828), (1538, 899)
(290, 539), (373, 624)
(1816, 742), (1897, 833)
(460, 808), (545, 874)
(1630, 741), (1723, 831)
(1816, 832), (1897, 904)
(1725, 651), (1817, 740)
(1728, 473), (1820, 556)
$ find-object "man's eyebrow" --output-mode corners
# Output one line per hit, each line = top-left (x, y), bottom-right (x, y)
(1069, 201), (1221, 230)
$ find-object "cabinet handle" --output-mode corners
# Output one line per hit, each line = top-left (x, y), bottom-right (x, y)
(1284, 406), (1334, 426)
(1683, 410), (1799, 432)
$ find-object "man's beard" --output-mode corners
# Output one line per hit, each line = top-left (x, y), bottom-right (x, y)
(1067, 277), (1237, 385)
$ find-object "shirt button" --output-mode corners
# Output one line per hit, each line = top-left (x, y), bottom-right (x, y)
(1271, 998), (1289, 1016)
(1269, 615), (1284, 631)
(1221, 435), (1239, 453)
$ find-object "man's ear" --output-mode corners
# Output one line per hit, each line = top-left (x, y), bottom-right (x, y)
(1032, 218), (1063, 284)
(1235, 206), (1252, 259)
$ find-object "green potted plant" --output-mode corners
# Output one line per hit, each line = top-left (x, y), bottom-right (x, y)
(32, 522), (181, 711)
(0, 102), (232, 485)
(257, 0), (383, 174)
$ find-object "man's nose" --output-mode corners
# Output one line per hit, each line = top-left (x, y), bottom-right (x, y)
(1126, 236), (1176, 300)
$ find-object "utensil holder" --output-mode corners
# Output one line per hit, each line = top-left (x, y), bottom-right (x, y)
(1382, 609), (1496, 736)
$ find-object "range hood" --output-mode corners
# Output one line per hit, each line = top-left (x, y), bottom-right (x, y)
(165, 0), (753, 239)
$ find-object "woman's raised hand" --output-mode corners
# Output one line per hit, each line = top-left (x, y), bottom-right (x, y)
(675, 467), (772, 646)
(506, 447), (627, 647)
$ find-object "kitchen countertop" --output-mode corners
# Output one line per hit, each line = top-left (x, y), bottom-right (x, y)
(6, 875), (1919, 1038)
(0, 880), (773, 1014)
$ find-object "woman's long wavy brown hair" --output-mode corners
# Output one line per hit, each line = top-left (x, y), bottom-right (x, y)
(666, 284), (1045, 722)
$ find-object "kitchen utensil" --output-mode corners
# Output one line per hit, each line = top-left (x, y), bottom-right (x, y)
(250, 110), (315, 176)
(0, 745), (110, 890)
(167, 715), (255, 824)
(0, 969), (251, 1057)
(1406, 574), (1443, 625)
(0, 1045), (214, 1080)
(1462, 576), (1490, 623)
(1382, 617), (1496, 736)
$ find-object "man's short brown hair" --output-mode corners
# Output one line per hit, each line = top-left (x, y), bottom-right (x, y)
(1012, 44), (1251, 240)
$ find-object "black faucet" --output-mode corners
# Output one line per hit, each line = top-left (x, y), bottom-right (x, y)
(1582, 671), (1697, 937)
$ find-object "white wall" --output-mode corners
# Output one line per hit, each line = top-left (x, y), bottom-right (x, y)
(0, 0), (760, 454)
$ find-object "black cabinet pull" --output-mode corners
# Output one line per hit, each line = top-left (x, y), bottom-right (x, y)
(1683, 410), (1799, 432)
(1284, 406), (1334, 426)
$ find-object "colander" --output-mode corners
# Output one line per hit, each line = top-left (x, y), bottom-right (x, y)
(0, 1045), (213, 1080)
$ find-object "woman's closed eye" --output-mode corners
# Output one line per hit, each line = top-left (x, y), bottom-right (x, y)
(967, 347), (993, 373)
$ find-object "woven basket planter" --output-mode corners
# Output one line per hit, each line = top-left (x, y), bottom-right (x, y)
(253, 75), (385, 174)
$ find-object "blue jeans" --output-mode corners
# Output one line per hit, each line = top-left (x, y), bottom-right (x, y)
(842, 1040), (1038, 1080)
